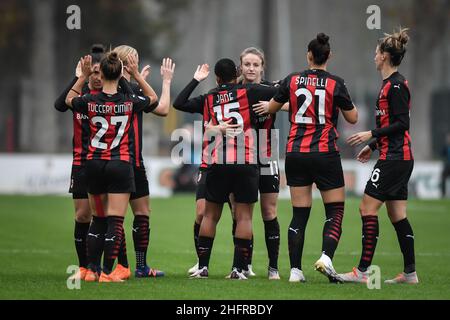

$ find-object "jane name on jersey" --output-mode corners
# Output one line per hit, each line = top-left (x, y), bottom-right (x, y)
(215, 92), (234, 104)
(295, 75), (328, 88)
(87, 102), (133, 114)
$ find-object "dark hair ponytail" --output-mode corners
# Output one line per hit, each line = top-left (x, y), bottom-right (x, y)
(307, 33), (330, 65)
(100, 51), (122, 81)
(90, 44), (106, 64)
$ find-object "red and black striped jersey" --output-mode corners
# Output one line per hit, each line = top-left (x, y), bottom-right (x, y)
(239, 79), (279, 163)
(70, 84), (99, 165)
(273, 69), (354, 154)
(120, 82), (158, 167)
(374, 72), (413, 160)
(202, 83), (277, 164)
(71, 91), (151, 163)
(173, 80), (277, 165)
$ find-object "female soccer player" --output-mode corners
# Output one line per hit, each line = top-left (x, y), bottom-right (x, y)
(65, 51), (157, 282)
(267, 33), (358, 282)
(174, 58), (277, 280)
(54, 44), (105, 281)
(341, 28), (418, 284)
(108, 45), (174, 279)
(235, 47), (281, 280)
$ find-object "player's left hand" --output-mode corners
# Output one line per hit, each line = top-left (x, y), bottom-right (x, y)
(253, 101), (269, 115)
(161, 58), (175, 81)
(347, 131), (372, 146)
(140, 65), (151, 80)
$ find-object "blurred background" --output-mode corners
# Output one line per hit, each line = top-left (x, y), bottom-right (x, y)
(0, 0), (449, 198)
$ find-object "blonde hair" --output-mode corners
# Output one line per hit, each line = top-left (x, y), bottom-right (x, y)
(112, 45), (138, 66)
(378, 27), (409, 66)
(239, 47), (266, 83)
(239, 47), (265, 67)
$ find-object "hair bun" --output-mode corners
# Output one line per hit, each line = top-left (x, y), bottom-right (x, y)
(316, 33), (330, 45)
(107, 51), (119, 62)
(91, 44), (105, 54)
(397, 28), (409, 45)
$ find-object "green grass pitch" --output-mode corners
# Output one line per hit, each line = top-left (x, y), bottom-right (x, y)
(0, 195), (449, 300)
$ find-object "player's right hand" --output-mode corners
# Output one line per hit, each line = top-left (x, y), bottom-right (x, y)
(356, 145), (372, 163)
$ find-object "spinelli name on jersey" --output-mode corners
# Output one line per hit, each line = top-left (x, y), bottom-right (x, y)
(87, 102), (134, 114)
(295, 75), (328, 88)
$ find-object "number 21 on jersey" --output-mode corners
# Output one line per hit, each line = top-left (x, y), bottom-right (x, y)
(294, 88), (326, 124)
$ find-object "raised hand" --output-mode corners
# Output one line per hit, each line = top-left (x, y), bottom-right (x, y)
(253, 101), (270, 115)
(140, 65), (151, 80)
(161, 58), (175, 81)
(356, 145), (372, 163)
(194, 64), (209, 82)
(125, 53), (140, 78)
(75, 61), (82, 78)
(80, 55), (93, 78)
(347, 131), (372, 146)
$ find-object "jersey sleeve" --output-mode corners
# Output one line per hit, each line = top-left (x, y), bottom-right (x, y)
(54, 77), (78, 112)
(388, 82), (410, 115)
(247, 84), (278, 103)
(334, 79), (354, 110)
(71, 94), (90, 114)
(129, 93), (152, 113)
(173, 79), (204, 114)
(272, 75), (291, 104)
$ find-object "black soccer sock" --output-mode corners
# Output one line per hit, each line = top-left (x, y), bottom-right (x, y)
(193, 222), (200, 258)
(117, 226), (129, 268)
(87, 216), (107, 272)
(198, 236), (214, 269)
(322, 202), (344, 260)
(393, 218), (416, 274)
(288, 207), (311, 270)
(231, 220), (237, 269)
(358, 215), (379, 272)
(264, 217), (280, 269)
(248, 235), (254, 266)
(133, 215), (150, 269)
(74, 221), (90, 268)
(231, 221), (253, 270)
(103, 216), (124, 274)
(234, 237), (252, 273)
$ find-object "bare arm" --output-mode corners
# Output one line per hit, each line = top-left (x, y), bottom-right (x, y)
(152, 58), (175, 117)
(267, 98), (284, 114)
(126, 54), (158, 104)
(341, 105), (358, 124)
(65, 55), (92, 107)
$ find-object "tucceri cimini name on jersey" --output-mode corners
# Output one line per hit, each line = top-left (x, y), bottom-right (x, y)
(87, 102), (133, 114)
(295, 76), (328, 87)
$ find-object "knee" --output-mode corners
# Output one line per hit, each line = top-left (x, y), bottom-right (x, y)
(75, 208), (92, 223)
(359, 203), (376, 216)
(261, 203), (277, 221)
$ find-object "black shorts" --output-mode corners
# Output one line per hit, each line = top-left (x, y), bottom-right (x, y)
(285, 152), (344, 191)
(85, 160), (135, 195)
(69, 165), (88, 199)
(130, 166), (150, 200)
(259, 160), (280, 194)
(364, 160), (414, 202)
(195, 168), (208, 201)
(206, 164), (259, 204)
